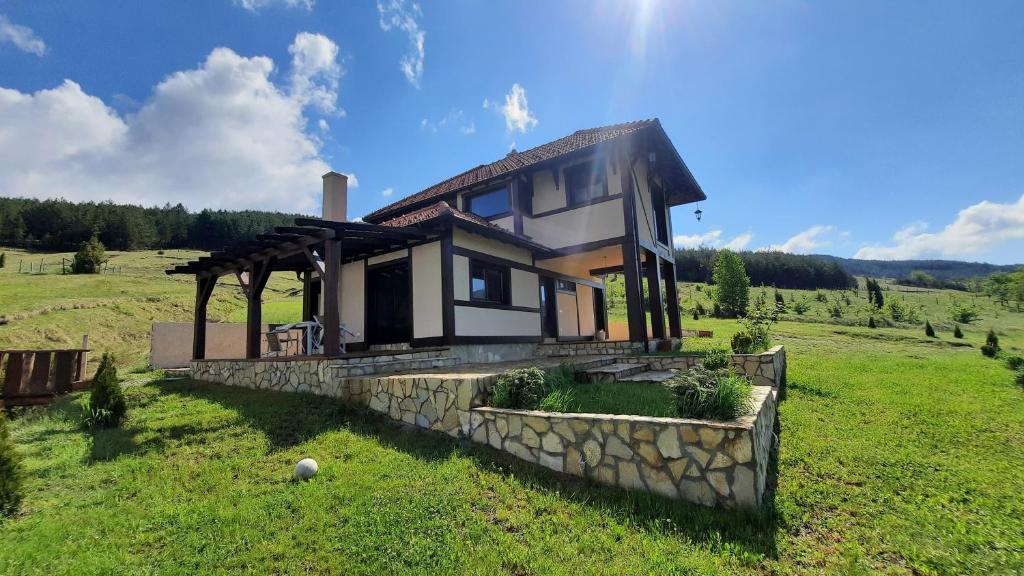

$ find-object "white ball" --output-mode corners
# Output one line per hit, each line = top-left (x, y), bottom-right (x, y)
(294, 458), (319, 481)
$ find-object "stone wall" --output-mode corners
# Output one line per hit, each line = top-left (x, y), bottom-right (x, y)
(190, 357), (347, 398)
(622, 345), (787, 387)
(468, 387), (777, 509)
(535, 340), (644, 357)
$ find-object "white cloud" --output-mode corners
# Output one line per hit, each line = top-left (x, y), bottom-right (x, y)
(420, 109), (474, 135)
(0, 33), (344, 214)
(760, 225), (835, 253)
(289, 32), (343, 115)
(0, 14), (46, 56)
(381, 187), (394, 197)
(377, 0), (425, 88)
(673, 230), (752, 250)
(498, 83), (538, 133)
(235, 0), (314, 11)
(855, 195), (1024, 259)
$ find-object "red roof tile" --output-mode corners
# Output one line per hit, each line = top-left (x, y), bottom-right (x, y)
(364, 120), (659, 223)
(381, 201), (552, 253)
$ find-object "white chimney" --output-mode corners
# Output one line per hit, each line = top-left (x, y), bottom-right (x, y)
(322, 171), (348, 222)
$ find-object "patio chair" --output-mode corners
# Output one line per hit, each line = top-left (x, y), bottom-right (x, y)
(311, 316), (359, 355)
(263, 328), (300, 358)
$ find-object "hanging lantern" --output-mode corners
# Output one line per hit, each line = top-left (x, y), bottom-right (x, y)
(694, 204), (703, 222)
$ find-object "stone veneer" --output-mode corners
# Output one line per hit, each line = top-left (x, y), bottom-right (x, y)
(622, 345), (787, 388)
(190, 356), (346, 397)
(535, 340), (644, 357)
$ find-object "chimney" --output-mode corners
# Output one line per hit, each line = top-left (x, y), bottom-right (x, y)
(322, 171), (348, 222)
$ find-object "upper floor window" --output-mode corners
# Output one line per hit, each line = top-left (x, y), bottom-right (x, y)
(556, 279), (576, 293)
(465, 186), (511, 218)
(564, 161), (608, 206)
(470, 260), (510, 304)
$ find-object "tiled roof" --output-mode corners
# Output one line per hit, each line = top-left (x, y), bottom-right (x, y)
(381, 201), (552, 253)
(364, 120), (659, 223)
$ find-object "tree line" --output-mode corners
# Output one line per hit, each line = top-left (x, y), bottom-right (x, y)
(0, 197), (306, 251)
(673, 247), (857, 290)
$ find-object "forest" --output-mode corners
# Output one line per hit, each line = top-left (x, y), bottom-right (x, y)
(673, 247), (857, 290)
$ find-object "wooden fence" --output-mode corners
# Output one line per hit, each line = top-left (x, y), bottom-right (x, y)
(1, 345), (90, 407)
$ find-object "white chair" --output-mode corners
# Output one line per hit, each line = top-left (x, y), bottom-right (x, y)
(311, 315), (359, 355)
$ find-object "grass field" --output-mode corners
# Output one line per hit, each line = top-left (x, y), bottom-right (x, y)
(2, 248), (1024, 573)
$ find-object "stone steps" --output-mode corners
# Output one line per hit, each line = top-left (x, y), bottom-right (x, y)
(579, 362), (649, 383)
(618, 370), (675, 383)
(329, 350), (459, 377)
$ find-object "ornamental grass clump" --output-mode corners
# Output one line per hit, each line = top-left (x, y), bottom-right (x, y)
(666, 366), (752, 421)
(0, 410), (23, 517)
(489, 367), (548, 410)
(702, 348), (731, 371)
(84, 353), (128, 428)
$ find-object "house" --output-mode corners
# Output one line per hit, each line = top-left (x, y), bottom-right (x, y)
(168, 119), (705, 362)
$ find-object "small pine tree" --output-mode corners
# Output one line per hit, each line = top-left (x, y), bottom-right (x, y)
(953, 324), (963, 339)
(925, 320), (936, 338)
(981, 329), (1000, 358)
(0, 410), (23, 517)
(0, 252), (6, 268)
(692, 309), (699, 321)
(868, 316), (877, 329)
(73, 234), (107, 274)
(85, 354), (127, 428)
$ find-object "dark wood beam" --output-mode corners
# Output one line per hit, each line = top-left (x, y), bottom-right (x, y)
(193, 275), (218, 360)
(619, 146), (647, 346)
(321, 238), (341, 356)
(245, 258), (275, 359)
(663, 259), (681, 339)
(646, 250), (666, 340)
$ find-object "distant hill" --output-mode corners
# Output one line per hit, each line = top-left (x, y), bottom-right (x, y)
(813, 255), (1020, 280)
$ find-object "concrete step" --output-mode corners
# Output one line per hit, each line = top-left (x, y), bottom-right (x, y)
(369, 343), (412, 352)
(330, 355), (459, 377)
(618, 370), (675, 383)
(579, 363), (648, 383)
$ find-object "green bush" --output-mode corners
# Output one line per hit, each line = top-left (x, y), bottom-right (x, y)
(925, 320), (936, 338)
(711, 249), (750, 318)
(792, 297), (810, 315)
(948, 298), (981, 324)
(730, 331), (754, 354)
(953, 324), (963, 338)
(0, 410), (23, 517)
(543, 363), (578, 390)
(538, 388), (576, 412)
(884, 297), (920, 324)
(73, 234), (107, 274)
(815, 291), (828, 303)
(84, 354), (127, 428)
(981, 329), (1000, 358)
(489, 367), (548, 410)
(692, 309), (699, 321)
(1006, 355), (1024, 371)
(0, 252), (5, 268)
(827, 299), (844, 318)
(667, 366), (752, 421)
(702, 348), (731, 371)
(1016, 370), (1024, 388)
(868, 316), (877, 329)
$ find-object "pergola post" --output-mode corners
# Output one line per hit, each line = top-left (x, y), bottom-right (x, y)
(663, 259), (681, 338)
(321, 238), (341, 356)
(619, 147), (647, 345)
(245, 259), (275, 359)
(646, 251), (666, 340)
(193, 275), (218, 360)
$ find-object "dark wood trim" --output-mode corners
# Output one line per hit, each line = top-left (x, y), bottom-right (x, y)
(530, 193), (623, 219)
(407, 246), (415, 343)
(245, 257), (275, 359)
(619, 145), (647, 346)
(346, 341), (368, 352)
(192, 275), (218, 360)
(454, 300), (540, 313)
(365, 255), (409, 271)
(452, 245), (603, 289)
(322, 238), (342, 356)
(557, 335), (595, 343)
(663, 259), (682, 338)
(441, 232), (455, 345)
(452, 335), (543, 345)
(411, 336), (446, 348)
(510, 177), (524, 236)
(537, 236), (626, 258)
(645, 249), (666, 340)
(484, 211), (514, 221)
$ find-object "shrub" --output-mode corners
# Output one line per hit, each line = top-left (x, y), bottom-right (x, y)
(695, 302), (706, 316)
(490, 367), (548, 409)
(73, 233), (107, 274)
(953, 324), (963, 338)
(948, 298), (981, 324)
(711, 250), (750, 318)
(731, 331), (754, 354)
(1006, 355), (1024, 371)
(0, 410), (23, 517)
(827, 299), (844, 318)
(925, 320), (936, 338)
(692, 309), (699, 321)
(84, 354), (127, 428)
(0, 252), (5, 268)
(792, 297), (810, 315)
(981, 329), (1000, 358)
(538, 388), (576, 413)
(1016, 369), (1024, 388)
(774, 289), (785, 310)
(712, 302), (723, 318)
(884, 297), (920, 324)
(543, 363), (578, 390)
(703, 348), (731, 371)
(815, 291), (828, 303)
(667, 366), (752, 421)
(868, 316), (877, 329)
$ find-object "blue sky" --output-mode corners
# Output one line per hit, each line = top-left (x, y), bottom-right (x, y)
(1, 0), (1022, 263)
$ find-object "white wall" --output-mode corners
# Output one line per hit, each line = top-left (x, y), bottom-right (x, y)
(490, 215), (514, 232)
(557, 291), (579, 337)
(453, 227), (532, 265)
(523, 197), (625, 249)
(577, 284), (595, 337)
(340, 260), (365, 343)
(367, 249), (407, 267)
(412, 241), (443, 338)
(453, 254), (470, 300)
(455, 307), (540, 337)
(511, 268), (539, 308)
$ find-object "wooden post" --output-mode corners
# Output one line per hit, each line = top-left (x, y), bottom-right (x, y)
(663, 259), (682, 339)
(193, 276), (217, 360)
(646, 251), (666, 340)
(245, 259), (275, 359)
(321, 239), (341, 356)
(441, 232), (455, 345)
(619, 147), (647, 345)
(79, 335), (89, 381)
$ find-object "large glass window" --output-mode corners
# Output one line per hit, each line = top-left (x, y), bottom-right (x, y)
(465, 187), (511, 218)
(564, 161), (608, 206)
(470, 260), (510, 304)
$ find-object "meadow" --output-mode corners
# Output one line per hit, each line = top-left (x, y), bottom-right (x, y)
(1, 248), (1023, 574)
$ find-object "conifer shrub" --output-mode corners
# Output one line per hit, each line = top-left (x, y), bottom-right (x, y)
(730, 331), (754, 354)
(84, 353), (127, 428)
(981, 329), (1000, 358)
(667, 366), (752, 421)
(1006, 355), (1024, 372)
(0, 410), (23, 517)
(73, 234), (107, 274)
(792, 297), (810, 315)
(868, 316), (877, 329)
(0, 252), (5, 268)
(925, 320), (936, 338)
(692, 309), (699, 321)
(1016, 369), (1024, 388)
(953, 324), (963, 338)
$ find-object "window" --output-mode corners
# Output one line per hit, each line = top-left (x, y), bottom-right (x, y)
(556, 279), (576, 293)
(465, 186), (511, 218)
(564, 161), (608, 206)
(470, 260), (510, 304)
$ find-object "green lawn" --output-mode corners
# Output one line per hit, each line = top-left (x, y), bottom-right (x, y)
(550, 380), (676, 418)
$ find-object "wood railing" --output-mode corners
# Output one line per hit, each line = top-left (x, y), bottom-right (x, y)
(1, 343), (90, 407)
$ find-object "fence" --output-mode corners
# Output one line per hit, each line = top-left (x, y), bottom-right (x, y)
(1, 337), (90, 407)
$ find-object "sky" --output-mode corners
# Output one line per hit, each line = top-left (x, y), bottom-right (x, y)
(1, 0), (1022, 264)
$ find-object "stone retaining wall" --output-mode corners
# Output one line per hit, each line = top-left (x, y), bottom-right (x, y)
(622, 345), (787, 387)
(535, 340), (644, 357)
(346, 374), (494, 437)
(190, 357), (347, 398)
(468, 386), (777, 508)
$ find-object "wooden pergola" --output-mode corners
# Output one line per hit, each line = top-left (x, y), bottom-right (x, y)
(167, 218), (433, 360)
